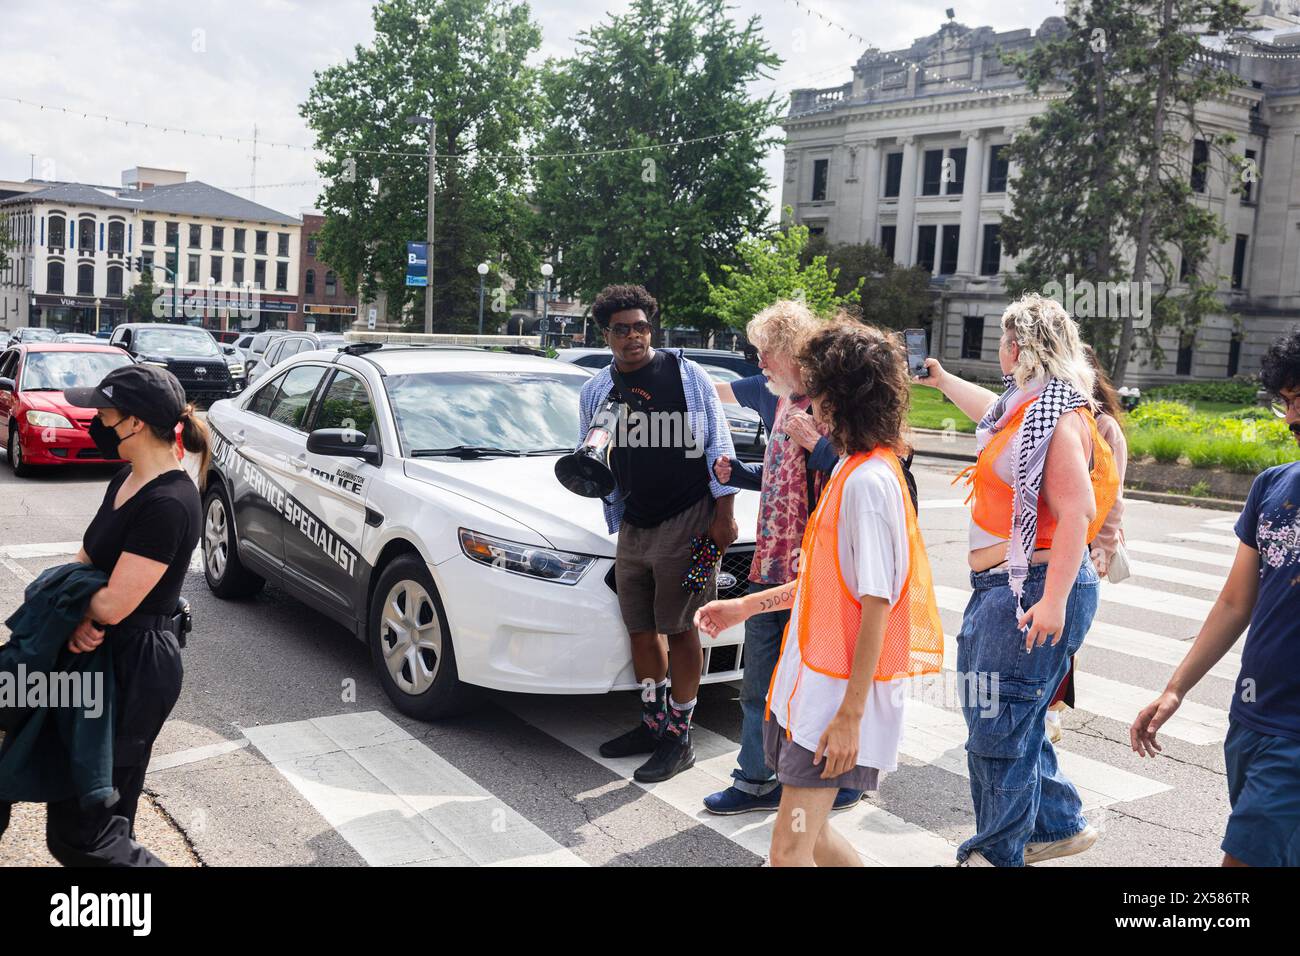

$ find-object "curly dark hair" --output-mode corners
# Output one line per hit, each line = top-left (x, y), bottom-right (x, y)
(1260, 326), (1300, 395)
(798, 320), (911, 456)
(591, 284), (659, 329)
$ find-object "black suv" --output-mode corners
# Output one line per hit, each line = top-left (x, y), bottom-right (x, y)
(108, 323), (238, 404)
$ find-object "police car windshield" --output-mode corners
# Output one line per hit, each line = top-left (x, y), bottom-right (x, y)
(135, 328), (221, 357)
(22, 350), (134, 391)
(388, 370), (583, 456)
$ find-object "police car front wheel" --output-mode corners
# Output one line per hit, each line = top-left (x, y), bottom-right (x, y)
(368, 555), (474, 720)
(202, 484), (266, 599)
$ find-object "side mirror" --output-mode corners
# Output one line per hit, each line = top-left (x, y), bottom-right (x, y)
(307, 427), (380, 466)
(0, 377), (14, 393)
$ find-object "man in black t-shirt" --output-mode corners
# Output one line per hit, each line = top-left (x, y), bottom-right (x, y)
(576, 284), (739, 783)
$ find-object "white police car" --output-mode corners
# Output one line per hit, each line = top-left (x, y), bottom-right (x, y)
(200, 343), (758, 719)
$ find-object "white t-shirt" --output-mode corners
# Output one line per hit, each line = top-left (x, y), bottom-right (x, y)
(766, 455), (911, 771)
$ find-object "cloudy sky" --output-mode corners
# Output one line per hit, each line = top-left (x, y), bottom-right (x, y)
(0, 0), (1104, 222)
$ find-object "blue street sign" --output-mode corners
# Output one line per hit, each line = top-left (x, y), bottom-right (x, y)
(405, 241), (428, 287)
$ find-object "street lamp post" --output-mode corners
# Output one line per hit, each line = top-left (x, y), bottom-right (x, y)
(477, 262), (489, 336)
(539, 262), (553, 347)
(94, 297), (102, 333)
(406, 114), (437, 335)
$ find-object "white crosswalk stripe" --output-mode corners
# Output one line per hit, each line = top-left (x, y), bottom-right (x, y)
(932, 585), (1241, 681)
(1124, 540), (1236, 568)
(1127, 559), (1228, 592)
(900, 698), (1171, 808)
(932, 587), (1232, 744)
(243, 711), (585, 867)
(1170, 531), (1241, 549)
(505, 697), (958, 867)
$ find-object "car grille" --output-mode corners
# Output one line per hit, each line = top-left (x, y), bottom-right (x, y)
(76, 448), (104, 459)
(167, 360), (231, 385)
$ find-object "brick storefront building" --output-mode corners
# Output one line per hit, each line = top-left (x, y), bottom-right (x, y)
(295, 212), (358, 332)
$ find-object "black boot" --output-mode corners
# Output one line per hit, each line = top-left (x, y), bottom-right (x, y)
(599, 722), (660, 758)
(633, 728), (696, 783)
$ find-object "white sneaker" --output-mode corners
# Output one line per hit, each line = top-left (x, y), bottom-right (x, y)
(1045, 711), (1062, 744)
(955, 850), (996, 867)
(1024, 824), (1098, 865)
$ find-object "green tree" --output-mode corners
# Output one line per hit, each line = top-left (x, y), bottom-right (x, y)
(534, 0), (782, 334)
(123, 270), (159, 323)
(300, 0), (544, 332)
(802, 235), (934, 331)
(704, 218), (861, 329)
(1001, 0), (1251, 383)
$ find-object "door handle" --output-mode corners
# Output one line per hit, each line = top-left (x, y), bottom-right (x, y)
(229, 429), (246, 447)
(290, 454), (309, 470)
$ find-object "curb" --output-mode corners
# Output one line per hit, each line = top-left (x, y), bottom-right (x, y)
(910, 446), (1246, 511)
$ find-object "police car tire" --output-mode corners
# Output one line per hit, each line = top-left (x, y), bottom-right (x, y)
(368, 555), (475, 721)
(202, 483), (266, 599)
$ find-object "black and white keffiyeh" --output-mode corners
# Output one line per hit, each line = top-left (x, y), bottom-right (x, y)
(976, 374), (1087, 611)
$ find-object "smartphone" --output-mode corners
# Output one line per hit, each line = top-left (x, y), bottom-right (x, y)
(905, 328), (929, 378)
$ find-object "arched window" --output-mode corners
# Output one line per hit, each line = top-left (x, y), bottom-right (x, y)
(47, 260), (64, 294)
(108, 220), (125, 255)
(305, 268), (315, 295)
(107, 265), (123, 297)
(77, 263), (95, 296)
(78, 217), (95, 252)
(48, 215), (65, 249)
(325, 271), (337, 296)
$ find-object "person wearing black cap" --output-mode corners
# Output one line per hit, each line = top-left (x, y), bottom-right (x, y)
(43, 363), (211, 866)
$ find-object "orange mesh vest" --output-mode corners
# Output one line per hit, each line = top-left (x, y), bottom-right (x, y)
(767, 448), (944, 707)
(959, 402), (1119, 548)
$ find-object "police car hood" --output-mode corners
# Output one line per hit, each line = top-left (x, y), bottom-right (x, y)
(403, 455), (757, 558)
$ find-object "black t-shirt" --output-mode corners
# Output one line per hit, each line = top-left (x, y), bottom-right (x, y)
(82, 467), (201, 617)
(609, 350), (711, 528)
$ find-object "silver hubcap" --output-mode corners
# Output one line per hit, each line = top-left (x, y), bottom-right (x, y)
(204, 497), (228, 580)
(379, 580), (442, 696)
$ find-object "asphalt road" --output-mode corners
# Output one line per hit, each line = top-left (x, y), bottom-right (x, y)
(0, 451), (1244, 867)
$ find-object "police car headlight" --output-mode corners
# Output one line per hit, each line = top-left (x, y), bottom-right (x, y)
(459, 529), (595, 585)
(26, 410), (73, 429)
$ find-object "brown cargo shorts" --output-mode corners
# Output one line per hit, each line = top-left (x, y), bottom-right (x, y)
(614, 494), (718, 635)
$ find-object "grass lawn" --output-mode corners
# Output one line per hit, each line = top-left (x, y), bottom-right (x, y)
(909, 385), (976, 433)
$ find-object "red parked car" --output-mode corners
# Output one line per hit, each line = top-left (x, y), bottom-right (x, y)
(0, 343), (137, 476)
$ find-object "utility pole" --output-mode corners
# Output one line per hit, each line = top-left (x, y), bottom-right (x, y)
(406, 115), (436, 334)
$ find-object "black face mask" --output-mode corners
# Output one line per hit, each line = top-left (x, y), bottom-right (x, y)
(89, 417), (131, 460)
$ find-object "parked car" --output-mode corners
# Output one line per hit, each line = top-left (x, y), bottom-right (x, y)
(6, 327), (60, 348)
(56, 332), (103, 345)
(0, 343), (136, 476)
(555, 347), (766, 461)
(107, 323), (239, 405)
(220, 343), (248, 391)
(200, 343), (759, 719)
(246, 331), (348, 387)
(242, 330), (293, 379)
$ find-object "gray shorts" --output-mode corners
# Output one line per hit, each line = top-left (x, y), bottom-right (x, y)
(763, 717), (882, 791)
(615, 494), (717, 634)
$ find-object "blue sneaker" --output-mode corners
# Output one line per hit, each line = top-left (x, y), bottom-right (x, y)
(702, 785), (783, 815)
(833, 788), (865, 811)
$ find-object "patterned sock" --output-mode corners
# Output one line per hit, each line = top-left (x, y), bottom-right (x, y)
(641, 680), (668, 734)
(665, 695), (696, 738)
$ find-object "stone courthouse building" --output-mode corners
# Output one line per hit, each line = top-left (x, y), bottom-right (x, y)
(780, 15), (1300, 384)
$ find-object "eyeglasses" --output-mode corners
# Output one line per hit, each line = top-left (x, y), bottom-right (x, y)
(607, 320), (652, 338)
(1271, 393), (1300, 418)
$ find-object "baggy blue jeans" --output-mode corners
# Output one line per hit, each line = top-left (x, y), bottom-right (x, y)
(732, 581), (785, 795)
(956, 560), (1099, 866)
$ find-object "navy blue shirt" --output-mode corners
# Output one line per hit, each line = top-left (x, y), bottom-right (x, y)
(1232, 461), (1300, 741)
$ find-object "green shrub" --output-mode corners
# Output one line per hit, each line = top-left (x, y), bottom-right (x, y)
(1145, 380), (1259, 405)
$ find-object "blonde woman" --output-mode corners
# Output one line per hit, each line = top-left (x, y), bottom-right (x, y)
(915, 293), (1119, 867)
